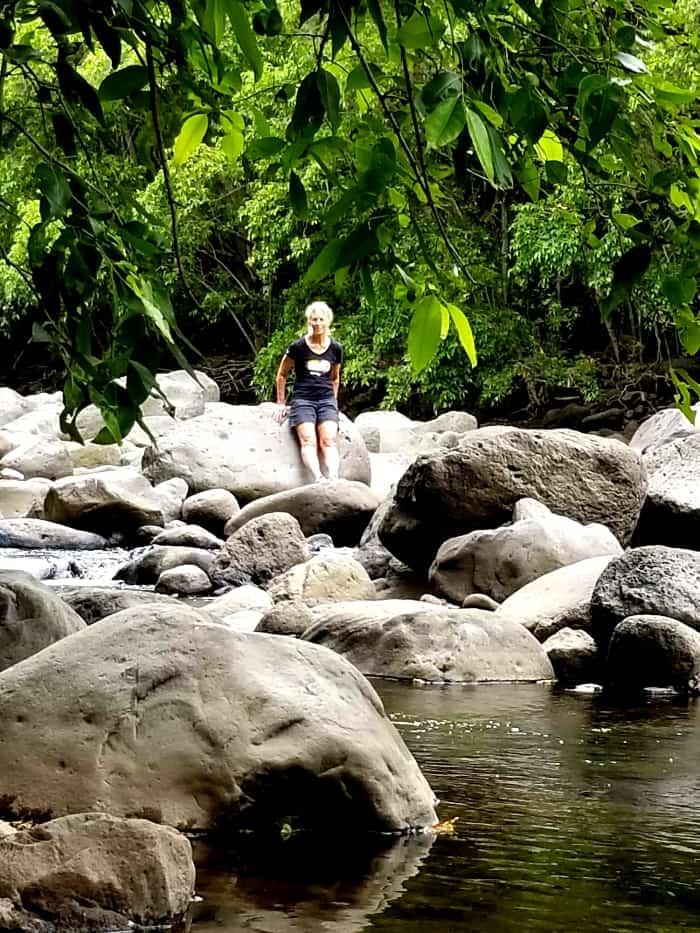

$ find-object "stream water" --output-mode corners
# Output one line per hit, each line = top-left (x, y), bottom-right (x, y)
(190, 682), (700, 933)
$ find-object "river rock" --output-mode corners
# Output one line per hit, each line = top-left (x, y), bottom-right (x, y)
(0, 573), (85, 672)
(182, 488), (240, 535)
(629, 404), (700, 454)
(64, 439), (133, 470)
(211, 512), (308, 588)
(635, 432), (700, 548)
(354, 411), (417, 453)
(368, 452), (413, 499)
(152, 524), (224, 550)
(0, 388), (30, 427)
(206, 585), (273, 619)
(0, 439), (73, 481)
(55, 586), (180, 625)
(497, 556), (614, 642)
(379, 428), (647, 570)
(462, 594), (500, 610)
(591, 546), (700, 649)
(302, 601), (553, 683)
(224, 479), (381, 547)
(606, 615), (700, 695)
(2, 404), (62, 439)
(141, 404), (370, 501)
(0, 605), (437, 832)
(0, 479), (51, 519)
(0, 518), (108, 550)
(216, 608), (264, 632)
(542, 628), (600, 687)
(154, 477), (188, 524)
(428, 499), (621, 603)
(44, 469), (163, 533)
(115, 546), (215, 585)
(268, 553), (376, 604)
(256, 601), (315, 637)
(0, 812), (194, 932)
(155, 564), (212, 595)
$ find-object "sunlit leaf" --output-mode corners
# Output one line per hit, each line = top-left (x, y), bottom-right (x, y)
(173, 114), (208, 166)
(408, 295), (443, 374)
(465, 108), (494, 182)
(425, 97), (466, 147)
(447, 304), (477, 366)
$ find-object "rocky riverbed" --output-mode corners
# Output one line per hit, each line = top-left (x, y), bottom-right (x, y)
(0, 370), (699, 930)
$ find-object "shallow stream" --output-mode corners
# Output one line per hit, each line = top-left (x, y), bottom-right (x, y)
(190, 682), (700, 932)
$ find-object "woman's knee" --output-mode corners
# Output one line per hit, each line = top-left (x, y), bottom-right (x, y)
(319, 434), (337, 450)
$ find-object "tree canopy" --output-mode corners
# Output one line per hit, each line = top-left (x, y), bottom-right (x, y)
(0, 0), (699, 435)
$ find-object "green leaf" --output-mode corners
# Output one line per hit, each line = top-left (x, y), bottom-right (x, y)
(466, 108), (494, 183)
(679, 324), (700, 356)
(420, 71), (460, 110)
(367, 0), (388, 51)
(246, 136), (286, 159)
(99, 65), (148, 101)
(289, 171), (308, 216)
(671, 368), (696, 422)
(173, 114), (208, 166)
(447, 303), (477, 366)
(57, 58), (103, 124)
(35, 163), (72, 219)
(221, 130), (244, 163)
(510, 85), (547, 145)
(488, 126), (513, 189)
(316, 69), (341, 131)
(304, 238), (342, 284)
(615, 51), (647, 74)
(663, 275), (697, 306)
(223, 0), (263, 81)
(425, 97), (466, 147)
(535, 129), (564, 162)
(515, 152), (540, 201)
(655, 81), (697, 109)
(408, 296), (443, 374)
(471, 100), (504, 128)
(337, 224), (379, 269)
(346, 63), (380, 93)
(582, 84), (622, 148)
(545, 160), (568, 184)
(396, 12), (443, 49)
(612, 212), (639, 231)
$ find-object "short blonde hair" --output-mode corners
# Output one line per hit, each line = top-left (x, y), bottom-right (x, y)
(305, 301), (334, 335)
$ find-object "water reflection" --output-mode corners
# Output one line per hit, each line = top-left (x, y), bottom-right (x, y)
(190, 832), (434, 933)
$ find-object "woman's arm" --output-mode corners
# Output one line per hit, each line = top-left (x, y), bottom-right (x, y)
(331, 363), (341, 400)
(275, 355), (294, 404)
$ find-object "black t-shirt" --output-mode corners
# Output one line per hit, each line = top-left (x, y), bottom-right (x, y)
(285, 337), (343, 401)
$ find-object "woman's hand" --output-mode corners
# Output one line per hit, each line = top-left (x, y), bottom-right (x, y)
(273, 403), (289, 423)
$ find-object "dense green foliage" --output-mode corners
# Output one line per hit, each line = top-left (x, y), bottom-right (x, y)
(0, 0), (699, 432)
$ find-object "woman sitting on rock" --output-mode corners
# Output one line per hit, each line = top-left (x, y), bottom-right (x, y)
(274, 301), (343, 482)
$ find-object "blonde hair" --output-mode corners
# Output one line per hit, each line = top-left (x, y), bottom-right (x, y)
(304, 301), (334, 336)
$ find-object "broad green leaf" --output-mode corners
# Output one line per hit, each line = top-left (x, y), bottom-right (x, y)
(304, 238), (342, 284)
(612, 212), (639, 230)
(35, 163), (71, 219)
(535, 129), (564, 162)
(472, 99), (504, 128)
(671, 368), (696, 422)
(173, 114), (208, 166)
(425, 97), (466, 147)
(346, 63), (382, 93)
(246, 136), (286, 159)
(420, 71), (460, 110)
(447, 304), (477, 366)
(99, 64), (148, 101)
(289, 171), (308, 215)
(57, 59), (103, 124)
(367, 0), (388, 51)
(440, 303), (450, 339)
(488, 125), (513, 189)
(582, 84), (622, 148)
(223, 0), (263, 81)
(316, 69), (341, 130)
(221, 130), (244, 163)
(466, 108), (494, 183)
(545, 160), (567, 184)
(396, 12), (443, 49)
(408, 296), (443, 374)
(515, 152), (540, 201)
(680, 324), (700, 356)
(655, 81), (697, 109)
(663, 275), (697, 306)
(510, 85), (547, 144)
(615, 51), (647, 74)
(337, 224), (379, 268)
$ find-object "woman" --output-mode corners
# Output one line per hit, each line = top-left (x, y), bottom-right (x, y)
(274, 301), (343, 482)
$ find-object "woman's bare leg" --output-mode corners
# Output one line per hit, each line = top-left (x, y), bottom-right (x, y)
(295, 422), (322, 481)
(318, 420), (340, 480)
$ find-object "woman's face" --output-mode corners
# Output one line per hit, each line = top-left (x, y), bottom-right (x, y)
(309, 311), (328, 335)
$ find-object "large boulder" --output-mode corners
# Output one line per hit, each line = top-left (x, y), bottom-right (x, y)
(302, 601), (553, 683)
(606, 615), (700, 695)
(142, 404), (370, 501)
(635, 433), (700, 548)
(55, 586), (180, 625)
(354, 410), (477, 455)
(591, 546), (700, 649)
(206, 585), (273, 620)
(542, 628), (600, 687)
(211, 512), (308, 588)
(0, 439), (73, 480)
(268, 553), (376, 604)
(0, 518), (108, 550)
(182, 488), (240, 535)
(0, 573), (85, 672)
(0, 605), (437, 832)
(155, 564), (212, 595)
(368, 452), (413, 499)
(0, 813), (194, 931)
(256, 601), (316, 637)
(114, 545), (215, 585)
(152, 524), (223, 550)
(44, 469), (163, 533)
(0, 388), (30, 427)
(379, 428), (647, 570)
(153, 477), (189, 524)
(224, 479), (381, 547)
(0, 479), (50, 519)
(629, 404), (700, 454)
(428, 499), (621, 603)
(496, 556), (614, 642)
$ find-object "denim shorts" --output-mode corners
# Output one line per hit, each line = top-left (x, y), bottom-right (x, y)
(288, 396), (339, 427)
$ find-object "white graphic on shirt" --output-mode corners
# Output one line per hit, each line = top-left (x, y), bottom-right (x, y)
(306, 358), (331, 376)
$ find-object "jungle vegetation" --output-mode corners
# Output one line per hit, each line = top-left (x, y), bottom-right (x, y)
(0, 0), (699, 438)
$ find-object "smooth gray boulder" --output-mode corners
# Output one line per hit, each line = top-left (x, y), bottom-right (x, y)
(542, 628), (600, 687)
(224, 479), (381, 547)
(152, 524), (224, 550)
(0, 518), (108, 550)
(354, 409), (477, 455)
(182, 488), (240, 535)
(635, 432), (700, 548)
(0, 388), (30, 427)
(0, 605), (437, 832)
(55, 586), (180, 625)
(606, 615), (700, 695)
(269, 553), (376, 604)
(591, 546), (700, 649)
(429, 499), (621, 603)
(115, 545), (215, 585)
(0, 573), (85, 672)
(497, 556), (614, 642)
(368, 452), (413, 499)
(44, 469), (163, 533)
(379, 428), (647, 570)
(256, 601), (315, 637)
(302, 601), (553, 683)
(0, 439), (73, 480)
(155, 564), (212, 595)
(154, 477), (189, 524)
(206, 585), (273, 619)
(0, 478), (50, 519)
(0, 813), (194, 932)
(629, 404), (700, 454)
(211, 512), (308, 588)
(142, 404), (370, 501)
